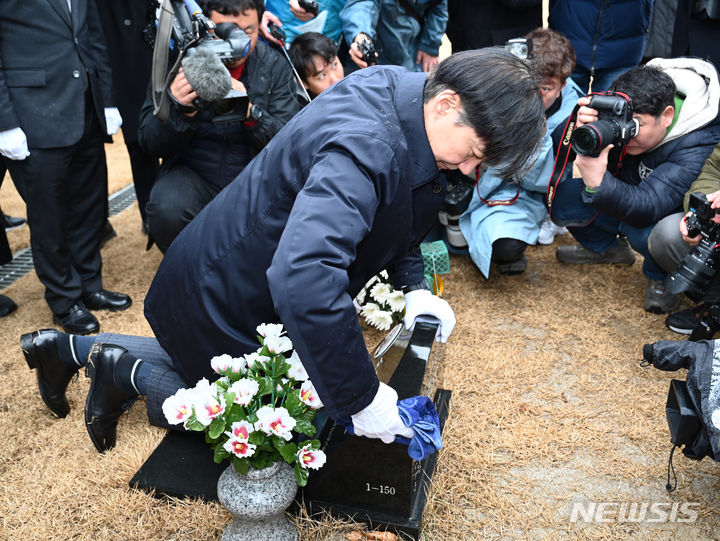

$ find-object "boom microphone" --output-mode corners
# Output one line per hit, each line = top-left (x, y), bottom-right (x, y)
(181, 47), (232, 102)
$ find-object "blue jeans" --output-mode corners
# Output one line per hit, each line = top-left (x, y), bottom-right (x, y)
(551, 176), (665, 279)
(570, 65), (636, 93)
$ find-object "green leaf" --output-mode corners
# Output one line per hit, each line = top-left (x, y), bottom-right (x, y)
(224, 392), (236, 410)
(294, 462), (309, 487)
(232, 456), (250, 475)
(284, 391), (302, 415)
(185, 418), (206, 432)
(248, 430), (266, 446)
(214, 442), (230, 463)
(294, 419), (316, 436)
(276, 441), (298, 464)
(304, 439), (322, 451)
(208, 417), (225, 440)
(256, 376), (274, 397)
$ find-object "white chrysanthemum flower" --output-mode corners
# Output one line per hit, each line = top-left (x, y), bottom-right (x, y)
(370, 282), (392, 303)
(386, 289), (406, 313)
(372, 309), (394, 331)
(379, 270), (389, 279)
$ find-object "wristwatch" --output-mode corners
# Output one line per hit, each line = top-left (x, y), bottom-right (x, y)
(401, 278), (430, 293)
(248, 104), (263, 121)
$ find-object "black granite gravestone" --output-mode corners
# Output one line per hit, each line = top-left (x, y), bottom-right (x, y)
(130, 320), (450, 540)
(299, 320), (451, 540)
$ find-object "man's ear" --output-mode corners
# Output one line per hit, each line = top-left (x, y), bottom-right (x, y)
(434, 89), (459, 116)
(661, 104), (675, 128)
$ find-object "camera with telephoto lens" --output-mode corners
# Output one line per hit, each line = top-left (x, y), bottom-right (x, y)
(298, 0), (319, 17)
(166, 0), (251, 118)
(664, 192), (720, 304)
(570, 91), (639, 157)
(357, 37), (378, 66)
(438, 171), (474, 250)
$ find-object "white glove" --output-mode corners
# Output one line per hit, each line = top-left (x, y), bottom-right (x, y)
(0, 127), (30, 160)
(104, 107), (122, 135)
(403, 288), (456, 342)
(350, 382), (414, 443)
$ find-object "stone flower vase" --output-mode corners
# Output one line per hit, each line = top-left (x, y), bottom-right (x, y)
(217, 461), (299, 541)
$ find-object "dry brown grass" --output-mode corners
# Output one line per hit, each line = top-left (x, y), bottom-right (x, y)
(1, 137), (719, 541)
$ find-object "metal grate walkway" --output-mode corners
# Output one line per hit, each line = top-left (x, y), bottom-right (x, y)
(0, 184), (137, 290)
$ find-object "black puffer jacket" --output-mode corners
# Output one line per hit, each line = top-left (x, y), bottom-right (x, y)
(138, 40), (302, 190)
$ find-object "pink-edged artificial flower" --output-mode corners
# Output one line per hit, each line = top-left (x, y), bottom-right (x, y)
(244, 351), (271, 370)
(256, 323), (285, 339)
(225, 420), (254, 442)
(210, 354), (246, 377)
(299, 380), (323, 409)
(193, 378), (226, 426)
(223, 438), (257, 458)
(265, 334), (293, 355)
(161, 387), (196, 426)
(296, 444), (327, 470)
(228, 378), (260, 406)
(254, 406), (296, 441)
(287, 350), (309, 381)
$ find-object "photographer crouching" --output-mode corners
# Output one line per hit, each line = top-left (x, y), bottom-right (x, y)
(648, 143), (720, 337)
(139, 0), (302, 253)
(551, 58), (720, 314)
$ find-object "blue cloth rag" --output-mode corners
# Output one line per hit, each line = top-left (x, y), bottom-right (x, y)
(336, 395), (443, 461)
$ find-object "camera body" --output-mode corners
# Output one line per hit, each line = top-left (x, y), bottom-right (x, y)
(298, 0), (319, 17)
(570, 91), (639, 157)
(438, 172), (474, 250)
(504, 37), (533, 60)
(664, 192), (720, 302)
(357, 37), (378, 66)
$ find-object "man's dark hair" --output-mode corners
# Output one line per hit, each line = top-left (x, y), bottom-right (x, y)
(289, 32), (338, 83)
(198, 0), (263, 19)
(424, 48), (545, 179)
(610, 65), (676, 117)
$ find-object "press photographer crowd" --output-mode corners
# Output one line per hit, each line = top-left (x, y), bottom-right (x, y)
(1, 0), (720, 526)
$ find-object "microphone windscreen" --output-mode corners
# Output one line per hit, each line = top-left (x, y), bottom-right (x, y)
(181, 47), (232, 102)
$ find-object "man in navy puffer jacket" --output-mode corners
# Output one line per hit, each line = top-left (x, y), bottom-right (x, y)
(552, 58), (720, 314)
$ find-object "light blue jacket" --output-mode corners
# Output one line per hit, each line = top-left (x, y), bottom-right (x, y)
(460, 79), (583, 278)
(265, 0), (345, 44)
(340, 0), (448, 72)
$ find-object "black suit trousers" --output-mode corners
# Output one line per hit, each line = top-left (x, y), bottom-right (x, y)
(6, 98), (107, 314)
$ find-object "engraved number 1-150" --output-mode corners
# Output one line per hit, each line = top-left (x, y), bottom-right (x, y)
(366, 483), (396, 495)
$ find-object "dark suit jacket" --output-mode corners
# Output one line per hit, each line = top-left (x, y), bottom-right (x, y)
(95, 0), (154, 145)
(0, 0), (114, 148)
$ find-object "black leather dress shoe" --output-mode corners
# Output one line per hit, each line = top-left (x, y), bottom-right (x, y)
(82, 289), (132, 312)
(84, 344), (138, 453)
(21, 329), (79, 418)
(53, 303), (100, 335)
